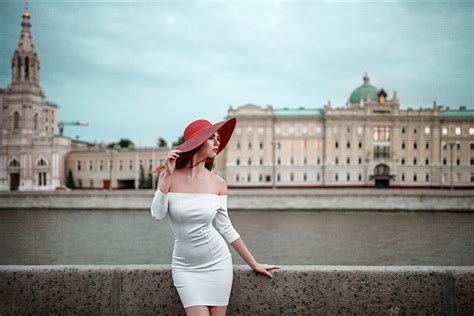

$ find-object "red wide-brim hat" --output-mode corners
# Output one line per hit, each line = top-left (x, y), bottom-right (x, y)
(175, 117), (237, 154)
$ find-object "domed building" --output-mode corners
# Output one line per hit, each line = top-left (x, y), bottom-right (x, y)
(347, 73), (381, 107)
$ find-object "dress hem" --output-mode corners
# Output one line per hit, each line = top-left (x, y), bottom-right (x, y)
(183, 301), (229, 308)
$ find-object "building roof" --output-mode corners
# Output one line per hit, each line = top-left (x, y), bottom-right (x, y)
(273, 107), (323, 118)
(439, 107), (474, 118)
(348, 73), (379, 105)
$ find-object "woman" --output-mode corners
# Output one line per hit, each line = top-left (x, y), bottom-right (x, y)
(150, 117), (280, 316)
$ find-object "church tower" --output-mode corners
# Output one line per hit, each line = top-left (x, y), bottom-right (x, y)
(0, 4), (70, 191)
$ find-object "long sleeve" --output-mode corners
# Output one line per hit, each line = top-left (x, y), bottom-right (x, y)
(150, 188), (169, 221)
(214, 196), (240, 244)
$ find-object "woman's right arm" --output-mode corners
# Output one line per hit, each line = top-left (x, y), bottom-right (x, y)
(150, 169), (172, 221)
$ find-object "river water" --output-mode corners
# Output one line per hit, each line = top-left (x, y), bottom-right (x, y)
(0, 210), (472, 266)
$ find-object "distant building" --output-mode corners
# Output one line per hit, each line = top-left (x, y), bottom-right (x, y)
(224, 74), (474, 188)
(1, 8), (472, 191)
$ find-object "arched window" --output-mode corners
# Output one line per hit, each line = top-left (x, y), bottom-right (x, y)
(33, 113), (38, 130)
(37, 158), (47, 166)
(13, 112), (20, 130)
(24, 57), (29, 79)
(10, 159), (21, 167)
(17, 56), (21, 79)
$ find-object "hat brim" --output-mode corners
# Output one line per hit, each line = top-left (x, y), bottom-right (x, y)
(175, 117), (236, 155)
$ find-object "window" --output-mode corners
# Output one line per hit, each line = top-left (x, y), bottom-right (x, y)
(346, 173), (350, 181)
(442, 127), (448, 135)
(347, 141), (350, 149)
(119, 160), (124, 171)
(425, 158), (429, 165)
(38, 172), (47, 186)
(247, 173), (251, 182)
(259, 142), (263, 149)
(471, 157), (474, 166)
(470, 143), (474, 150)
(317, 173), (320, 181)
(248, 142), (252, 150)
(424, 126), (430, 135)
(248, 158), (252, 165)
(277, 157), (281, 165)
(358, 173), (362, 181)
(290, 157), (294, 165)
(358, 141), (362, 149)
(259, 157), (263, 165)
(413, 173), (417, 182)
(413, 128), (417, 134)
(237, 142), (240, 149)
(37, 158), (47, 166)
(401, 173), (405, 182)
(374, 145), (390, 158)
(89, 179), (94, 187)
(13, 112), (20, 130)
(149, 159), (153, 171)
(77, 160), (82, 171)
(357, 126), (363, 135)
(277, 173), (281, 182)
(335, 156), (338, 165)
(290, 173), (294, 181)
(358, 157), (362, 165)
(426, 142), (430, 150)
(455, 126), (461, 135)
(317, 157), (321, 165)
(413, 157), (417, 165)
(401, 158), (405, 165)
(456, 158), (460, 165)
(303, 173), (307, 181)
(78, 179), (82, 188)
(335, 173), (338, 181)
(277, 142), (281, 150)
(443, 157), (447, 165)
(99, 160), (104, 171)
(335, 141), (339, 149)
(235, 174), (239, 182)
(259, 174), (263, 182)
(456, 143), (461, 150)
(425, 173), (430, 182)
(401, 142), (405, 150)
(33, 113), (38, 130)
(414, 142), (417, 150)
(470, 128), (474, 135)
(236, 158), (240, 165)
(129, 159), (133, 171)
(88, 160), (93, 171)
(303, 157), (307, 165)
(346, 157), (350, 164)
(373, 126), (391, 141)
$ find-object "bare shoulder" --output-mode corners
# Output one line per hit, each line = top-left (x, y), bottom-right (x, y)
(211, 172), (228, 195)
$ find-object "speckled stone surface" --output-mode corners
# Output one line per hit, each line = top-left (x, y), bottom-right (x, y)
(0, 265), (472, 315)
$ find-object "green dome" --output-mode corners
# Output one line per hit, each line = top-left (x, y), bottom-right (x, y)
(348, 73), (379, 104)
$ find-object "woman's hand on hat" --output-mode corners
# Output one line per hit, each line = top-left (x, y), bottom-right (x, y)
(165, 150), (182, 175)
(252, 262), (281, 279)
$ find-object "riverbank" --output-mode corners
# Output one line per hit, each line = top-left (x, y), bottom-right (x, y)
(0, 188), (472, 211)
(0, 265), (472, 315)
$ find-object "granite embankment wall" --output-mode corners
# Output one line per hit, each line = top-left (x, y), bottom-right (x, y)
(0, 265), (473, 315)
(0, 188), (472, 211)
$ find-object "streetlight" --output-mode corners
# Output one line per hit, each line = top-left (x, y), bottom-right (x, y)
(57, 120), (89, 136)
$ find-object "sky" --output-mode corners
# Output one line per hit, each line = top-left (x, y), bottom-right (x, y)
(0, 0), (472, 147)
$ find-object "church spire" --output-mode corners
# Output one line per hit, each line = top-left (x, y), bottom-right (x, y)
(11, 2), (40, 86)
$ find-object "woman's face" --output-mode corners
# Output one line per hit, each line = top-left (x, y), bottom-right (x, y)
(198, 131), (221, 158)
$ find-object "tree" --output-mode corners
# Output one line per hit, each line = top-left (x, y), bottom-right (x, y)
(172, 135), (185, 147)
(66, 169), (76, 189)
(157, 137), (168, 148)
(107, 138), (134, 149)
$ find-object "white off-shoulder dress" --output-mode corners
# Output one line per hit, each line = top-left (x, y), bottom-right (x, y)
(150, 189), (240, 308)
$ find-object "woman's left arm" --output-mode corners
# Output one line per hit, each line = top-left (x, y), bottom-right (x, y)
(230, 238), (281, 278)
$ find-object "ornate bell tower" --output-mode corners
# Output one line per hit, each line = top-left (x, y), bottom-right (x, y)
(11, 3), (41, 88)
(0, 3), (69, 191)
